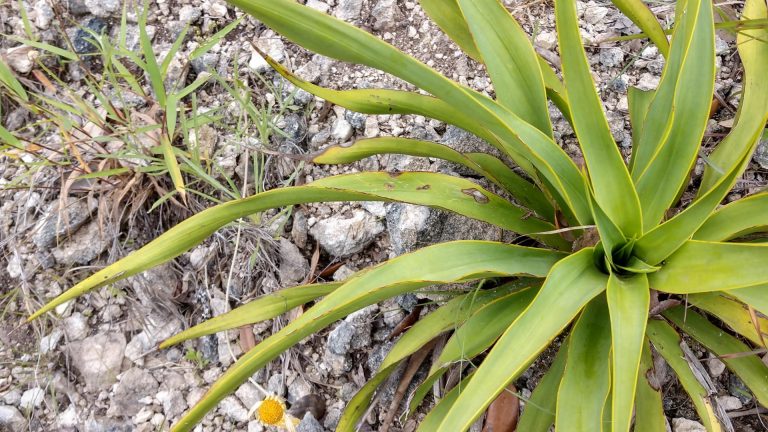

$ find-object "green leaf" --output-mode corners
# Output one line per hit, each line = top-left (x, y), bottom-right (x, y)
(0, 58), (28, 101)
(664, 307), (768, 407)
(627, 87), (654, 171)
(555, 0), (642, 238)
(310, 172), (569, 249)
(231, 0), (592, 223)
(191, 17), (243, 60)
(728, 286), (768, 317)
(416, 372), (475, 432)
(555, 296), (611, 432)
(634, 339), (667, 432)
(646, 319), (722, 432)
(172, 241), (564, 431)
(457, 0), (553, 136)
(516, 340), (568, 432)
(0, 125), (23, 150)
(139, 0), (166, 106)
(160, 282), (340, 348)
(312, 138), (555, 220)
(409, 285), (539, 412)
(649, 240), (768, 294)
(342, 282), (534, 430)
(699, 0), (768, 193)
(687, 292), (768, 347)
(28, 175), (568, 320)
(694, 192), (768, 241)
(418, 0), (481, 61)
(606, 274), (649, 432)
(5, 35), (78, 60)
(633, 151), (749, 265)
(611, 0), (670, 57)
(632, 0), (715, 230)
(435, 248), (608, 431)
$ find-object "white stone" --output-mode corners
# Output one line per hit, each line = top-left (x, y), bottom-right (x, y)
(39, 329), (63, 354)
(637, 73), (660, 91)
(672, 418), (706, 432)
(19, 387), (45, 410)
(306, 0), (330, 13)
(219, 396), (249, 423)
(4, 45), (38, 75)
(535, 31), (558, 50)
(56, 404), (79, 428)
(716, 395), (743, 411)
(0, 405), (26, 430)
(309, 209), (385, 257)
(207, 1), (228, 18)
(68, 332), (126, 391)
(334, 0), (364, 21)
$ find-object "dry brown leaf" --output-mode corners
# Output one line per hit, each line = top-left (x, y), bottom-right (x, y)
(482, 384), (520, 432)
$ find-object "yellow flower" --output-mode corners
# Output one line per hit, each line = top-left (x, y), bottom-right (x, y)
(248, 394), (300, 431)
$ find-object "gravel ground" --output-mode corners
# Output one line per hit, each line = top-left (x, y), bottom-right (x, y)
(1, 0), (767, 431)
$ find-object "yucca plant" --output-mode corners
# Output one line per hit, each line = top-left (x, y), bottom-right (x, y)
(27, 0), (768, 430)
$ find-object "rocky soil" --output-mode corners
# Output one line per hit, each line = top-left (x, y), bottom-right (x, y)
(1, 0), (767, 431)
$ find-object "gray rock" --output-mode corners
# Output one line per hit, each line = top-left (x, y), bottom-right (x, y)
(219, 396), (249, 423)
(291, 210), (309, 249)
(306, 0), (330, 13)
(248, 37), (286, 74)
(51, 220), (112, 265)
(19, 387), (44, 410)
(4, 45), (38, 74)
(535, 31), (558, 50)
(109, 368), (159, 416)
(178, 5), (202, 23)
(327, 305), (376, 355)
(332, 264), (357, 281)
(310, 209), (384, 257)
(707, 354), (726, 377)
(191, 52), (219, 75)
(371, 0), (401, 31)
(68, 332), (126, 391)
(297, 413), (325, 432)
(386, 204), (431, 255)
(599, 47), (625, 67)
(34, 0), (54, 29)
(39, 329), (63, 354)
(672, 418), (706, 432)
(716, 395), (743, 411)
(438, 125), (501, 175)
(583, 2), (610, 25)
(327, 321), (356, 355)
(1, 389), (21, 406)
(4, 106), (29, 131)
(32, 198), (91, 248)
(279, 238), (309, 285)
(287, 377), (313, 404)
(344, 111), (366, 130)
(322, 350), (350, 376)
(206, 1), (229, 18)
(0, 405), (26, 430)
(331, 118), (354, 141)
(248, 420), (266, 432)
(156, 389), (187, 419)
(84, 0), (120, 18)
(636, 73), (660, 91)
(235, 382), (261, 409)
(62, 312), (89, 341)
(334, 0), (364, 22)
(268, 373), (287, 397)
(56, 404), (79, 428)
(67, 0), (89, 15)
(83, 416), (132, 432)
(753, 132), (768, 169)
(296, 55), (330, 84)
(124, 311), (183, 364)
(278, 113), (306, 143)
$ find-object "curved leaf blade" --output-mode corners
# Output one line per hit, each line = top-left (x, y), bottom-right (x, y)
(649, 240), (768, 294)
(634, 339), (668, 432)
(664, 307), (768, 407)
(172, 241), (564, 431)
(159, 282), (340, 348)
(516, 340), (568, 432)
(555, 296), (611, 432)
(646, 319), (723, 432)
(418, 0), (481, 61)
(687, 292), (768, 347)
(436, 248), (608, 431)
(611, 0), (670, 57)
(457, 0), (553, 136)
(728, 286), (768, 317)
(555, 0), (642, 237)
(607, 274), (650, 432)
(694, 192), (768, 241)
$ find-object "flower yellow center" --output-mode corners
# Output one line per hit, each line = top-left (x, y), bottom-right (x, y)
(257, 398), (285, 425)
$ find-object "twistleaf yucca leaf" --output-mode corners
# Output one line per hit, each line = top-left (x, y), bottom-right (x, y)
(313, 138), (555, 220)
(457, 0), (554, 137)
(634, 339), (667, 432)
(632, 0), (715, 230)
(646, 319), (723, 432)
(627, 87), (654, 170)
(687, 292), (768, 347)
(437, 248), (607, 431)
(649, 241), (768, 294)
(342, 282), (536, 430)
(418, 0), (482, 62)
(416, 372), (475, 432)
(699, 0), (768, 193)
(555, 296), (611, 432)
(409, 285), (539, 412)
(694, 192), (768, 241)
(728, 286), (768, 317)
(516, 341), (568, 432)
(28, 174), (567, 320)
(611, 0), (670, 57)
(159, 282), (341, 348)
(555, 0), (642, 238)
(664, 307), (768, 407)
(172, 241), (564, 431)
(606, 273), (649, 432)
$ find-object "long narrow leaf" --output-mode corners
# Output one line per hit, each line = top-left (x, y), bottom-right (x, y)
(694, 192), (768, 241)
(555, 296), (611, 432)
(611, 0), (670, 57)
(687, 292), (768, 347)
(173, 241), (564, 431)
(516, 340), (568, 432)
(664, 307), (768, 407)
(607, 273), (649, 432)
(649, 240), (768, 294)
(627, 87), (654, 171)
(436, 248), (608, 431)
(634, 339), (668, 432)
(699, 0), (768, 193)
(457, 0), (553, 136)
(555, 0), (642, 237)
(418, 0), (481, 61)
